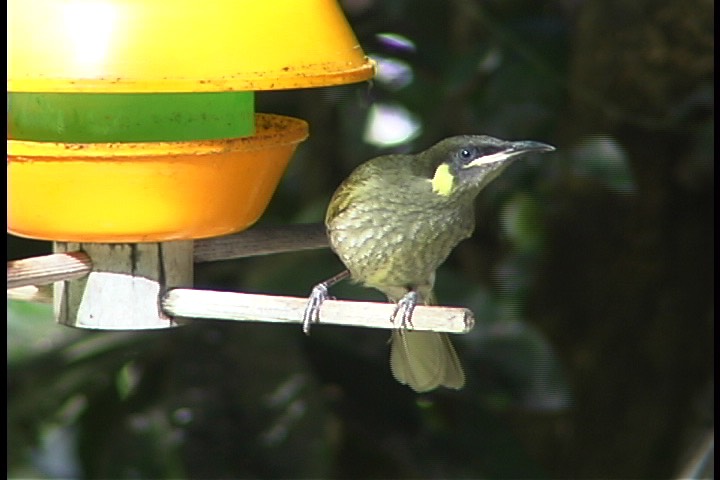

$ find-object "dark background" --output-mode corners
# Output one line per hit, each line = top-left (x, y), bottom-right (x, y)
(8, 0), (713, 478)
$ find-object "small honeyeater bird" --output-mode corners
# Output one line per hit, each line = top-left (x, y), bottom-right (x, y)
(303, 135), (555, 392)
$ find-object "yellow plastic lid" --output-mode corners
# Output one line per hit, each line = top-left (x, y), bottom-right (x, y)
(8, 0), (376, 93)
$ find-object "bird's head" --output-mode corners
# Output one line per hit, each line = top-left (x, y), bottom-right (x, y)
(423, 135), (555, 197)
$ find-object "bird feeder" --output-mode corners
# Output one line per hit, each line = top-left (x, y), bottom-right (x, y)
(7, 0), (376, 329)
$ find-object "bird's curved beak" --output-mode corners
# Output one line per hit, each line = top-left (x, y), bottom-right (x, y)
(508, 140), (556, 154)
(465, 140), (555, 168)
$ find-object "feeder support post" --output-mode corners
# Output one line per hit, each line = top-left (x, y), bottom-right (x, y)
(54, 241), (193, 329)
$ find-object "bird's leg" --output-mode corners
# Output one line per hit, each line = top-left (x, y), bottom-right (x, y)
(302, 270), (350, 335)
(390, 289), (420, 330)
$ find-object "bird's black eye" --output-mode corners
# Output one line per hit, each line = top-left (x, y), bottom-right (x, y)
(460, 148), (474, 159)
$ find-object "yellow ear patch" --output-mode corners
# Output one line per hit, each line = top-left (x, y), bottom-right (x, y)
(431, 163), (454, 196)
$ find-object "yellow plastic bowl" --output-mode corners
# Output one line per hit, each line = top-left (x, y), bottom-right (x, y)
(8, 0), (375, 92)
(7, 114), (309, 242)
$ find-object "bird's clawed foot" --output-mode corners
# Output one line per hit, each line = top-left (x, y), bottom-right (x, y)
(391, 290), (419, 330)
(302, 282), (330, 335)
(302, 270), (350, 335)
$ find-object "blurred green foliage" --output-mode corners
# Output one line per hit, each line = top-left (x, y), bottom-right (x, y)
(8, 0), (713, 478)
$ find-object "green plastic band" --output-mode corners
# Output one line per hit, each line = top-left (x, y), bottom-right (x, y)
(8, 91), (255, 143)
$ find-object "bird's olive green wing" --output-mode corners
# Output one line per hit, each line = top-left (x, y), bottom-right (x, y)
(325, 161), (371, 224)
(325, 179), (354, 226)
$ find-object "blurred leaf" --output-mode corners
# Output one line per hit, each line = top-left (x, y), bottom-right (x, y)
(500, 192), (546, 253)
(7, 300), (71, 363)
(569, 135), (636, 194)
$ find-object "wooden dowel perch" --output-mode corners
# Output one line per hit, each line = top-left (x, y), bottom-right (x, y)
(8, 223), (476, 335)
(7, 223), (327, 289)
(163, 289), (475, 334)
(194, 223), (328, 262)
(7, 251), (92, 289)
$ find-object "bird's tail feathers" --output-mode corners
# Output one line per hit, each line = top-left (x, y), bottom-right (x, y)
(390, 329), (465, 392)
